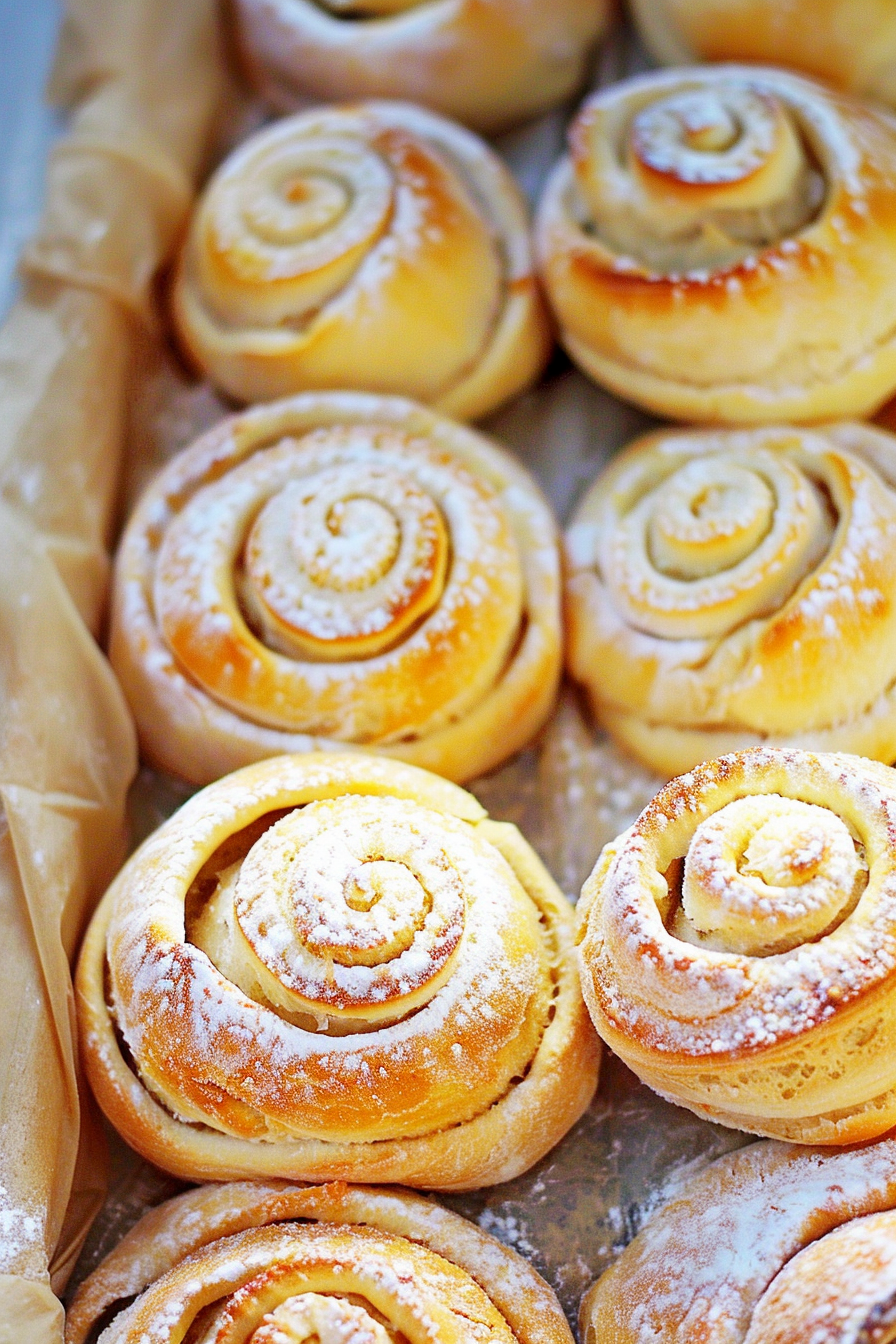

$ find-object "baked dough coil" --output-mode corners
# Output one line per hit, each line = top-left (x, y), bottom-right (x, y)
(66, 1181), (574, 1344)
(630, 0), (896, 110)
(172, 101), (551, 418)
(110, 392), (562, 787)
(232, 0), (610, 136)
(565, 422), (896, 777)
(577, 747), (896, 1145)
(582, 1134), (896, 1344)
(77, 753), (600, 1187)
(535, 66), (896, 424)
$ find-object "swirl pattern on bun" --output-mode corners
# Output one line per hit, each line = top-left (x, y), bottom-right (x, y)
(630, 0), (896, 110)
(536, 66), (896, 423)
(110, 392), (561, 787)
(77, 753), (599, 1187)
(577, 747), (896, 1145)
(582, 1134), (896, 1344)
(172, 101), (551, 418)
(66, 1181), (573, 1344)
(233, 0), (610, 135)
(565, 422), (896, 776)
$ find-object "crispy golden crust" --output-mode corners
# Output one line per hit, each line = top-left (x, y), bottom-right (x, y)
(110, 391), (561, 787)
(578, 748), (896, 1145)
(77, 753), (599, 1188)
(172, 101), (551, 418)
(536, 66), (896, 424)
(582, 1135), (896, 1344)
(233, 0), (609, 136)
(66, 1181), (574, 1344)
(630, 0), (896, 108)
(565, 421), (896, 775)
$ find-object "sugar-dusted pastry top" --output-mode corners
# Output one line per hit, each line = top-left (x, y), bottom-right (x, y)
(233, 0), (610, 135)
(110, 391), (562, 787)
(76, 753), (600, 1188)
(565, 421), (896, 776)
(172, 101), (551, 418)
(66, 1180), (574, 1344)
(536, 65), (896, 424)
(577, 748), (896, 1145)
(630, 0), (896, 109)
(582, 1134), (896, 1344)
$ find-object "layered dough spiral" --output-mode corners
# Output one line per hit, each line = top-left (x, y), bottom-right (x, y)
(66, 1181), (574, 1344)
(76, 753), (599, 1187)
(232, 0), (609, 135)
(583, 1134), (896, 1344)
(110, 392), (561, 786)
(577, 747), (896, 1145)
(536, 66), (896, 423)
(565, 422), (896, 776)
(631, 0), (896, 110)
(172, 101), (551, 418)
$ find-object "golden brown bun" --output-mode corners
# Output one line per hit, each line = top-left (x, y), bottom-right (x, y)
(172, 101), (551, 418)
(582, 1134), (896, 1344)
(536, 66), (896, 424)
(66, 1180), (573, 1344)
(631, 0), (896, 109)
(233, 0), (610, 136)
(77, 753), (600, 1188)
(110, 391), (562, 787)
(565, 421), (896, 777)
(577, 747), (896, 1145)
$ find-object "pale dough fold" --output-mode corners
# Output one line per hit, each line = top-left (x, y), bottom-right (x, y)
(76, 753), (600, 1188)
(233, 0), (610, 135)
(578, 747), (896, 1145)
(565, 422), (896, 776)
(172, 101), (551, 419)
(536, 65), (896, 424)
(111, 391), (561, 786)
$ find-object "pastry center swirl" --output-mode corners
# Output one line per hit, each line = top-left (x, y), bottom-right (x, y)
(197, 795), (468, 1023)
(243, 1293), (392, 1344)
(601, 446), (832, 638)
(574, 77), (824, 272)
(241, 460), (448, 660)
(675, 795), (866, 956)
(200, 134), (394, 324)
(150, 420), (525, 744)
(631, 88), (780, 186)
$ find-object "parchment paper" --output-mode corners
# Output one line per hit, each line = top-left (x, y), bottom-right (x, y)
(0, 1), (226, 1337)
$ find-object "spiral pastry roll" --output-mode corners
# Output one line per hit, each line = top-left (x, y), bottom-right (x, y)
(577, 747), (896, 1145)
(536, 66), (896, 424)
(630, 0), (896, 111)
(582, 1135), (896, 1344)
(66, 1181), (574, 1344)
(172, 102), (550, 418)
(566, 422), (896, 776)
(110, 392), (561, 787)
(232, 0), (609, 136)
(77, 753), (599, 1186)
